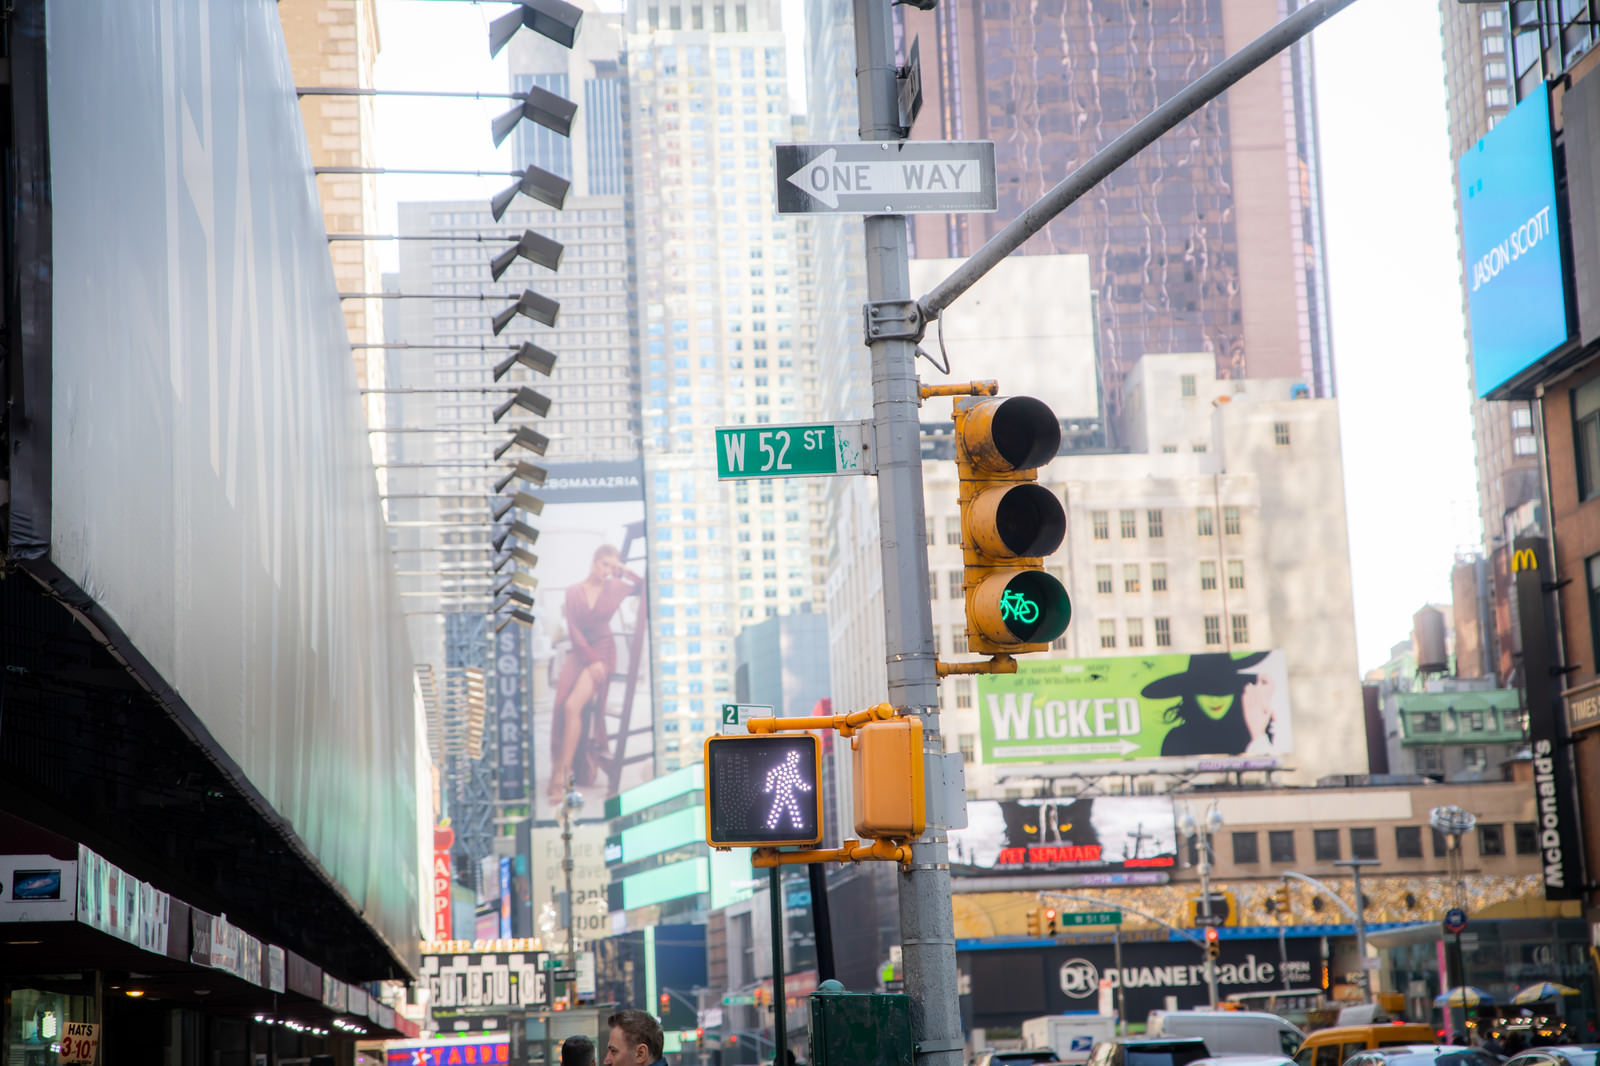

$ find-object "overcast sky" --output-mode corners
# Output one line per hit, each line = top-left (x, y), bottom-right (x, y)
(371, 0), (1482, 674)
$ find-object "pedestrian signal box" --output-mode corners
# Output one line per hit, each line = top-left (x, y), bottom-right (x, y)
(954, 395), (1072, 653)
(704, 733), (823, 848)
(851, 717), (925, 840)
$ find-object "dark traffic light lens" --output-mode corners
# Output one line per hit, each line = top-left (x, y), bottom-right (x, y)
(992, 483), (1066, 556)
(1000, 571), (1071, 643)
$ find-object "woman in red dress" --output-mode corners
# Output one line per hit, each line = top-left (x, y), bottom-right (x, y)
(548, 544), (643, 805)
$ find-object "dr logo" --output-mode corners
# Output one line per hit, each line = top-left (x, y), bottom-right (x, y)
(1059, 958), (1099, 999)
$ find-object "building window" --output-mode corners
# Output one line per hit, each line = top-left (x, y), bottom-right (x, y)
(1203, 615), (1222, 646)
(1268, 830), (1296, 864)
(1576, 377), (1600, 501)
(952, 631), (968, 654)
(1154, 617), (1172, 647)
(1313, 828), (1341, 862)
(1227, 560), (1245, 590)
(1099, 619), (1117, 649)
(1587, 553), (1600, 669)
(1200, 561), (1218, 591)
(1092, 510), (1110, 540)
(1273, 421), (1291, 447)
(1151, 563), (1168, 592)
(1232, 832), (1260, 864)
(958, 734), (975, 764)
(1464, 709), (1486, 731)
(1350, 827), (1377, 861)
(1415, 745), (1444, 774)
(1123, 565), (1140, 593)
(1231, 614), (1250, 645)
(1513, 434), (1538, 456)
(1196, 508), (1214, 536)
(1126, 618), (1144, 648)
(945, 516), (962, 545)
(1147, 509), (1164, 538)
(1417, 711), (1443, 733)
(955, 680), (973, 709)
(1192, 442), (1208, 453)
(1120, 510), (1138, 539)
(1095, 565), (1114, 595)
(1395, 826), (1423, 859)
(1462, 746), (1487, 772)
(1181, 374), (1197, 398)
(1478, 823), (1506, 857)
(1512, 406), (1532, 429)
(1514, 821), (1540, 855)
(1223, 506), (1241, 536)
(1431, 827), (1451, 858)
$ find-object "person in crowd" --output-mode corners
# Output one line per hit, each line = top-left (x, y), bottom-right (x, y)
(603, 1009), (666, 1066)
(561, 1036), (595, 1066)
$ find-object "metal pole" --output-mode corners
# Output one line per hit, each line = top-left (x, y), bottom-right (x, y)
(1197, 829), (1219, 1008)
(1278, 925), (1289, 991)
(563, 774), (577, 1007)
(1334, 858), (1380, 1004)
(768, 866), (787, 1066)
(852, 0), (958, 1060)
(1113, 929), (1126, 1036)
(807, 864), (838, 982)
(918, 0), (1361, 320)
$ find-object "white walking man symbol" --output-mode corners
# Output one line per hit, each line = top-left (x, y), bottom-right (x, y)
(763, 750), (813, 830)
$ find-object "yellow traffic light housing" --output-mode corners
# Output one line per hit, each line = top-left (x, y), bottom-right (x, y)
(1044, 907), (1058, 935)
(1025, 907), (1044, 936)
(1205, 926), (1220, 961)
(955, 395), (1072, 654)
(852, 717), (926, 840)
(703, 734), (823, 848)
(1273, 884), (1291, 918)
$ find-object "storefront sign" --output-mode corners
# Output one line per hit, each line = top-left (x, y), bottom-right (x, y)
(386, 1040), (509, 1066)
(1513, 536), (1586, 899)
(59, 1022), (99, 1064)
(433, 825), (455, 941)
(421, 950), (551, 1010)
(1565, 683), (1600, 734)
(0, 853), (77, 923)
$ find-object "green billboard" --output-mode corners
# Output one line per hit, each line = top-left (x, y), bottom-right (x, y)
(977, 651), (1291, 764)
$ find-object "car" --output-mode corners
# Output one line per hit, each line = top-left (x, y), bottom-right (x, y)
(1191, 1056), (1295, 1066)
(1148, 1010), (1306, 1057)
(1085, 1037), (1214, 1066)
(1343, 1044), (1505, 1066)
(972, 1051), (1065, 1066)
(1505, 1046), (1600, 1066)
(1294, 1024), (1442, 1066)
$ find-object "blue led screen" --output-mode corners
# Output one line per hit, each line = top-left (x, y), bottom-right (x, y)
(1460, 85), (1571, 396)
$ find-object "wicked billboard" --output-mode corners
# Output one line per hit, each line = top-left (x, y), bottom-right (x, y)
(962, 936), (1322, 1028)
(950, 796), (1177, 877)
(978, 652), (1292, 765)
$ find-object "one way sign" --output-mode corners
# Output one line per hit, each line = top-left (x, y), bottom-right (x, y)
(774, 140), (997, 215)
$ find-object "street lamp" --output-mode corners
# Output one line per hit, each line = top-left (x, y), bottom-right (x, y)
(1333, 858), (1380, 1003)
(561, 775), (585, 1004)
(1180, 803), (1224, 1007)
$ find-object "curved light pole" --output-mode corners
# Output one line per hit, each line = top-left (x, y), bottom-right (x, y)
(1180, 803), (1224, 1007)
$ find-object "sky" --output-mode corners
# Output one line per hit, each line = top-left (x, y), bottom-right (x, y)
(371, 0), (1484, 675)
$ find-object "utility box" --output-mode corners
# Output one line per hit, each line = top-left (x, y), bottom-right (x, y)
(809, 986), (914, 1066)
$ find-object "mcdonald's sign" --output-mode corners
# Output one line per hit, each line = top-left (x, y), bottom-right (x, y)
(1512, 536), (1584, 900)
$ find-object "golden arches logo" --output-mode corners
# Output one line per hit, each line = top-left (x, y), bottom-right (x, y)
(1513, 548), (1540, 573)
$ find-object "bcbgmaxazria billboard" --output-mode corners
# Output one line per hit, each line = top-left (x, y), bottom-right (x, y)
(12, 0), (420, 961)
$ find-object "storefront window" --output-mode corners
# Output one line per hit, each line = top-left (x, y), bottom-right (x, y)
(5, 984), (97, 1066)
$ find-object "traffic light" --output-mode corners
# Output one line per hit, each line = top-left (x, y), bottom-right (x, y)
(1272, 884), (1291, 918)
(1025, 907), (1044, 936)
(1044, 907), (1058, 935)
(660, 992), (671, 1011)
(704, 734), (823, 848)
(1204, 926), (1220, 962)
(852, 717), (926, 840)
(954, 395), (1072, 653)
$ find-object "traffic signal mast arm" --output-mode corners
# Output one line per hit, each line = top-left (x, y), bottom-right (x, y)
(745, 701), (897, 737)
(751, 837), (910, 869)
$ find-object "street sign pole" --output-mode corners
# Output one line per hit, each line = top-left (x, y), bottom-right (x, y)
(853, 0), (959, 1063)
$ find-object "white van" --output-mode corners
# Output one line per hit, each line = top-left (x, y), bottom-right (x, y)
(1145, 1011), (1305, 1058)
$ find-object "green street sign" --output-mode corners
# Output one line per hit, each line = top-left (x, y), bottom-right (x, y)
(722, 994), (756, 1006)
(716, 421), (872, 479)
(1059, 911), (1122, 927)
(719, 703), (774, 735)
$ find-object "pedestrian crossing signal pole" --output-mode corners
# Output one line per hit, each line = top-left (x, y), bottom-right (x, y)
(853, 0), (961, 1062)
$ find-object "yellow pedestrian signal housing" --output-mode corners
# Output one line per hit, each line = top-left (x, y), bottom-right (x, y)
(1025, 907), (1044, 936)
(955, 395), (1071, 653)
(704, 734), (823, 848)
(1205, 925), (1220, 961)
(852, 717), (925, 840)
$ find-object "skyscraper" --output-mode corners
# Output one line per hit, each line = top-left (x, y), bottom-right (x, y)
(902, 0), (1336, 421)
(620, 0), (825, 769)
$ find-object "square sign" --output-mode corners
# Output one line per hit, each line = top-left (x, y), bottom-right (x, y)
(1459, 84), (1571, 396)
(704, 734), (823, 848)
(719, 702), (774, 734)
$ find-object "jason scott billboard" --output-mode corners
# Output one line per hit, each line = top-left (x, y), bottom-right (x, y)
(977, 652), (1291, 766)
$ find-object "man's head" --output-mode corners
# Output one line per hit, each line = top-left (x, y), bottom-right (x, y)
(603, 1010), (663, 1066)
(560, 1036), (596, 1066)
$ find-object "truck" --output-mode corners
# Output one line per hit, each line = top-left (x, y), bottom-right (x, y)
(1021, 1014), (1120, 1063)
(1145, 1010), (1305, 1058)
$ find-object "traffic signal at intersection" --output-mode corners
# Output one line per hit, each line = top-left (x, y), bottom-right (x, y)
(1204, 926), (1220, 961)
(703, 734), (823, 848)
(1272, 884), (1291, 918)
(954, 395), (1072, 654)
